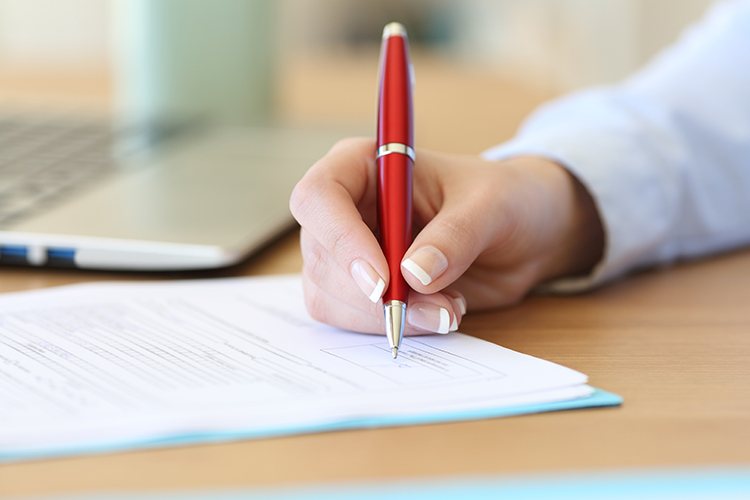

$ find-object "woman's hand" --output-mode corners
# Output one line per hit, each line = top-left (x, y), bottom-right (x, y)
(290, 137), (603, 335)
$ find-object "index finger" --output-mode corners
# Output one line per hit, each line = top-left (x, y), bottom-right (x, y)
(290, 137), (390, 303)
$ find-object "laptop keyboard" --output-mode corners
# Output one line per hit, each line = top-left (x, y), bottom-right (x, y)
(0, 116), (116, 226)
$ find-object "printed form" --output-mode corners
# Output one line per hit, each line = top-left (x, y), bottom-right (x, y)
(0, 275), (602, 460)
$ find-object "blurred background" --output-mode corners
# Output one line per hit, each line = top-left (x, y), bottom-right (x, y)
(0, 0), (716, 155)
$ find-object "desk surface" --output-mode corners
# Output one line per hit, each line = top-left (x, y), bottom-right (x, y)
(0, 230), (749, 497)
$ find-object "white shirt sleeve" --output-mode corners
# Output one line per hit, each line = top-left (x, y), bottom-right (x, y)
(483, 0), (750, 291)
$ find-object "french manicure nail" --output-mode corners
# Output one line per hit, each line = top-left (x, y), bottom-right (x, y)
(408, 303), (451, 334)
(451, 295), (467, 315)
(401, 245), (448, 286)
(350, 260), (385, 303)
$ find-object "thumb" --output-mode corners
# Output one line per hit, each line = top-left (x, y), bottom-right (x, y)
(401, 207), (490, 294)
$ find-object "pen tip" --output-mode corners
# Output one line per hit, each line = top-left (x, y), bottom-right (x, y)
(392, 347), (399, 359)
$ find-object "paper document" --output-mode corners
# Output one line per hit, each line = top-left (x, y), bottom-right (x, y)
(0, 275), (621, 461)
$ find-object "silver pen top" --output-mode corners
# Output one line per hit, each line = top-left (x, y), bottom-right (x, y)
(382, 22), (407, 39)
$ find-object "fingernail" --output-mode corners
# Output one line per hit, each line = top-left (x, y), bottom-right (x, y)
(402, 245), (448, 286)
(450, 316), (459, 332)
(350, 259), (385, 303)
(408, 303), (452, 334)
(451, 295), (467, 315)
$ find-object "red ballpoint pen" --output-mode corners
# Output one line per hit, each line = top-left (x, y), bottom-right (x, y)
(376, 22), (414, 359)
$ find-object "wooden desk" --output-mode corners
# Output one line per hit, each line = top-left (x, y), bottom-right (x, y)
(1, 231), (749, 497)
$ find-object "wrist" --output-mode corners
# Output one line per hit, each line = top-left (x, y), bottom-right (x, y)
(517, 156), (604, 282)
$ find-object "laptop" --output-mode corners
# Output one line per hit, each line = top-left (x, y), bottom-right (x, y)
(0, 2), (347, 271)
(0, 116), (342, 271)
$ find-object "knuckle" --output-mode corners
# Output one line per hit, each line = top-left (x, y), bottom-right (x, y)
(304, 291), (321, 322)
(289, 176), (319, 223)
(301, 272), (330, 324)
(305, 278), (329, 323)
(302, 240), (330, 289)
(326, 223), (358, 263)
(289, 182), (306, 220)
(295, 187), (363, 269)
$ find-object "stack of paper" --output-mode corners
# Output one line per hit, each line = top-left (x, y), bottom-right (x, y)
(0, 275), (621, 461)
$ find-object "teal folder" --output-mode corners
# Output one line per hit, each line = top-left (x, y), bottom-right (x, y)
(0, 388), (621, 463)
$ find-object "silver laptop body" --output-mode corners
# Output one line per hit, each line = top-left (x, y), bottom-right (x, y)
(0, 118), (339, 271)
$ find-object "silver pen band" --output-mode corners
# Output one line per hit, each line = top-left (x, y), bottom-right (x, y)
(376, 143), (415, 162)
